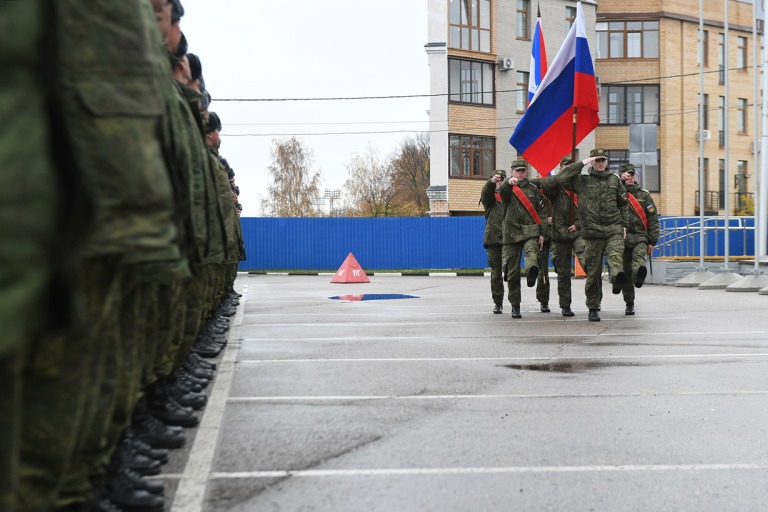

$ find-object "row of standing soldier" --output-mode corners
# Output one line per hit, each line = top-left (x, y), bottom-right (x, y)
(1, 1), (245, 511)
(481, 149), (659, 321)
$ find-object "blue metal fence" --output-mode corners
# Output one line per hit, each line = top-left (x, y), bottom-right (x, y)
(238, 216), (757, 271)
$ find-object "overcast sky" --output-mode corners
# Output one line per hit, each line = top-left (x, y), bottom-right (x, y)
(179, 0), (430, 216)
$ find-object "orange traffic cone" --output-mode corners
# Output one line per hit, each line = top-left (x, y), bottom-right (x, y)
(574, 255), (586, 279)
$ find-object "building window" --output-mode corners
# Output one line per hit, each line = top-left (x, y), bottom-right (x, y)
(599, 85), (659, 125)
(698, 30), (709, 66)
(700, 94), (709, 130)
(737, 36), (747, 69)
(449, 0), (492, 52)
(516, 71), (529, 112)
(737, 98), (748, 134)
(448, 58), (495, 106)
(596, 20), (659, 59)
(608, 150), (660, 192)
(719, 159), (725, 209)
(449, 134), (496, 178)
(718, 96), (725, 147)
(517, 0), (530, 40)
(565, 6), (576, 30)
(718, 33), (725, 84)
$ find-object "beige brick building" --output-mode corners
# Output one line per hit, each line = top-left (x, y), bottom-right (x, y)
(425, 0), (763, 217)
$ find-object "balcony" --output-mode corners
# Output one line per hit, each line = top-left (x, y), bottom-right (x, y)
(694, 190), (754, 215)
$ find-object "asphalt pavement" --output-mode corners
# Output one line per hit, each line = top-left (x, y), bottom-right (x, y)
(159, 273), (768, 512)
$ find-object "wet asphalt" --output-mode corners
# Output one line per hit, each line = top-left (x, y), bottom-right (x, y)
(160, 273), (768, 512)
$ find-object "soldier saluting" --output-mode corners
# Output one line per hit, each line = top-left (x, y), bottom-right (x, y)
(498, 158), (547, 319)
(537, 149), (629, 321)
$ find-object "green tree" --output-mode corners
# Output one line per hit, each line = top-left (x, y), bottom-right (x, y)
(261, 137), (323, 217)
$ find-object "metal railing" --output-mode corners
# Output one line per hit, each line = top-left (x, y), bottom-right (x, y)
(655, 216), (755, 258)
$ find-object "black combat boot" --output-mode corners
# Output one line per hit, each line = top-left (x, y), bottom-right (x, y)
(625, 303), (635, 315)
(510, 306), (521, 319)
(540, 302), (550, 313)
(611, 271), (627, 294)
(493, 303), (503, 314)
(561, 307), (574, 317)
(588, 309), (600, 321)
(526, 266), (539, 287)
(635, 266), (647, 288)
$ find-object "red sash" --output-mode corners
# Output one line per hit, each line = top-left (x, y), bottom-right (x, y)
(495, 192), (502, 203)
(513, 186), (541, 224)
(566, 190), (578, 208)
(627, 193), (649, 231)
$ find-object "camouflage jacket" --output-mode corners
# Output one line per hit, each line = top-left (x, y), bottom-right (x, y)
(624, 184), (660, 247)
(497, 178), (547, 244)
(480, 179), (504, 248)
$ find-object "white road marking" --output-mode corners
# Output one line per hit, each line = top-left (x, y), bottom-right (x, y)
(238, 352), (768, 364)
(170, 286), (247, 512)
(209, 463), (768, 479)
(227, 390), (768, 402)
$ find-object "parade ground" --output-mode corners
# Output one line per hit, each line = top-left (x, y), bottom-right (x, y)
(159, 274), (768, 511)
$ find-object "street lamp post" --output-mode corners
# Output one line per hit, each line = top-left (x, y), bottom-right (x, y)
(324, 189), (341, 217)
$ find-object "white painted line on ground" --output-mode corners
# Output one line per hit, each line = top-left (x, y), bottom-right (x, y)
(239, 331), (768, 343)
(227, 390), (768, 402)
(210, 463), (768, 479)
(170, 286), (247, 512)
(238, 352), (768, 364)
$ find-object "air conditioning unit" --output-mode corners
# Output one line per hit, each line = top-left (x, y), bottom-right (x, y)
(696, 129), (712, 141)
(499, 57), (513, 71)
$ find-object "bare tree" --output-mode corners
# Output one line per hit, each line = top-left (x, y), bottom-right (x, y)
(343, 145), (402, 217)
(261, 137), (323, 217)
(390, 132), (430, 215)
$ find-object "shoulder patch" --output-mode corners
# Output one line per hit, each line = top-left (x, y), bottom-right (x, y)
(621, 192), (628, 201)
(646, 204), (656, 214)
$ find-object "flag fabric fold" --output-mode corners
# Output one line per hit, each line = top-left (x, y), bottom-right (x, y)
(510, 1), (599, 176)
(527, 14), (547, 104)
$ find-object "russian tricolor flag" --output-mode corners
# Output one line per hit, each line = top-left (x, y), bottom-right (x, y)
(510, 1), (599, 176)
(527, 11), (547, 104)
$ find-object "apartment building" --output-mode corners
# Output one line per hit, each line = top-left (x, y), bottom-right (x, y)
(425, 0), (763, 217)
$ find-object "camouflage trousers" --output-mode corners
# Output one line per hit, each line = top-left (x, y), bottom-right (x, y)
(622, 242), (649, 304)
(583, 234), (624, 311)
(57, 267), (147, 507)
(552, 237), (586, 309)
(174, 269), (207, 369)
(0, 353), (23, 512)
(503, 238), (540, 307)
(486, 245), (504, 306)
(19, 257), (122, 512)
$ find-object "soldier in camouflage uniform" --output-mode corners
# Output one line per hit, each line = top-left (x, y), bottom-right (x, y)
(498, 158), (547, 319)
(18, 1), (180, 511)
(0, 2), (88, 509)
(480, 170), (507, 314)
(619, 163), (660, 315)
(531, 156), (586, 317)
(543, 149), (629, 321)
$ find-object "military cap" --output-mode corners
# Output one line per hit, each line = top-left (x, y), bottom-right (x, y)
(187, 53), (202, 81)
(172, 0), (185, 23)
(174, 32), (188, 59)
(619, 163), (636, 174)
(493, 169), (507, 179)
(560, 156), (574, 166)
(589, 148), (608, 159)
(206, 111), (221, 133)
(200, 90), (212, 111)
(510, 158), (528, 170)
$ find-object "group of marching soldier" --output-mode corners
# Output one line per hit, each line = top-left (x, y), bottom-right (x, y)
(1, 1), (245, 511)
(481, 149), (660, 322)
